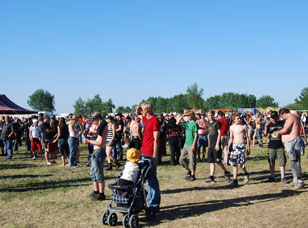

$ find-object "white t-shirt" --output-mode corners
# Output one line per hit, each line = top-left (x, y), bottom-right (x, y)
(30, 125), (40, 139)
(120, 162), (140, 183)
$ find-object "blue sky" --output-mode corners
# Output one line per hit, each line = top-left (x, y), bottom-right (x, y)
(1, 0), (307, 113)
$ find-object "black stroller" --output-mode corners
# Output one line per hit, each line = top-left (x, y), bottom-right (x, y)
(101, 156), (156, 228)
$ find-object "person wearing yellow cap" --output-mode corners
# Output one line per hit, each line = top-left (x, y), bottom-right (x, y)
(117, 148), (141, 196)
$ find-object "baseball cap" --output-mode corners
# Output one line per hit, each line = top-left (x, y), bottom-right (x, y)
(126, 148), (141, 163)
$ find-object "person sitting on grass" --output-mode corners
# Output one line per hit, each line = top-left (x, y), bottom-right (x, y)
(117, 148), (141, 197)
(227, 113), (250, 188)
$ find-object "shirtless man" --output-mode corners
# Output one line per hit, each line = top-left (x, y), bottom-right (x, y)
(196, 113), (208, 161)
(129, 116), (142, 150)
(227, 113), (250, 187)
(276, 108), (305, 189)
(254, 113), (263, 147)
(83, 112), (108, 200)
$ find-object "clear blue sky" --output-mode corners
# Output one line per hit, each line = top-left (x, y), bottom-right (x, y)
(1, 0), (307, 113)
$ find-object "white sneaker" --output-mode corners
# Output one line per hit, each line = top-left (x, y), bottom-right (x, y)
(32, 156), (36, 160)
(294, 182), (304, 189)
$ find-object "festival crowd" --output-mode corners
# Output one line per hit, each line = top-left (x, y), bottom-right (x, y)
(1, 103), (307, 205)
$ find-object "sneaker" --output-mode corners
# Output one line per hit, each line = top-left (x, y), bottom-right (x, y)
(224, 171), (231, 182)
(46, 162), (52, 166)
(243, 174), (250, 184)
(228, 180), (239, 188)
(294, 182), (304, 189)
(267, 176), (276, 182)
(32, 156), (36, 160)
(190, 175), (196, 181)
(185, 171), (192, 181)
(281, 177), (288, 184)
(91, 193), (106, 201)
(204, 178), (215, 183)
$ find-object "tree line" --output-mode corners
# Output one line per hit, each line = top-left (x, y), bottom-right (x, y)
(27, 85), (308, 114)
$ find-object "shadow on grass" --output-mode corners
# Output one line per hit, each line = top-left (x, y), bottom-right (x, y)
(0, 163), (38, 170)
(0, 176), (111, 192)
(0, 174), (53, 179)
(144, 189), (307, 227)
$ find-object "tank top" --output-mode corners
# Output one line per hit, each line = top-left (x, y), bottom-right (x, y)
(107, 125), (114, 141)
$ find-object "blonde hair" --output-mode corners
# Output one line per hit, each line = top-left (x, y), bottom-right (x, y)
(140, 101), (153, 114)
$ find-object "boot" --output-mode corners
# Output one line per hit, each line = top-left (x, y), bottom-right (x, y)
(115, 161), (121, 171)
(105, 163), (112, 170)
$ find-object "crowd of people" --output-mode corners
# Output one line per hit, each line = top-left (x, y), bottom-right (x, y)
(0, 103), (307, 205)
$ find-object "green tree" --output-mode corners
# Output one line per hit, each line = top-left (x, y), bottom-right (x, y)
(85, 94), (105, 114)
(170, 94), (190, 113)
(27, 89), (55, 112)
(204, 95), (220, 110)
(284, 103), (304, 110)
(256, 95), (279, 108)
(73, 97), (86, 115)
(103, 98), (115, 115)
(186, 83), (205, 109)
(295, 87), (308, 108)
(116, 106), (132, 113)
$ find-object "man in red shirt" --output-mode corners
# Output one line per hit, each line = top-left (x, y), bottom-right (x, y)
(217, 111), (230, 164)
(136, 101), (161, 212)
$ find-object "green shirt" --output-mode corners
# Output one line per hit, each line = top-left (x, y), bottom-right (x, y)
(182, 121), (198, 146)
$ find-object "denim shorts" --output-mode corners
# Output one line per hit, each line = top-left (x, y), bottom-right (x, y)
(90, 149), (106, 183)
(197, 134), (208, 148)
(106, 140), (116, 147)
(256, 128), (263, 140)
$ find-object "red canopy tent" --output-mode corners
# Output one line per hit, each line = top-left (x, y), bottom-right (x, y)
(0, 94), (37, 114)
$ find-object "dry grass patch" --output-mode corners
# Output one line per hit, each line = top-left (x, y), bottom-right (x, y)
(1, 144), (308, 228)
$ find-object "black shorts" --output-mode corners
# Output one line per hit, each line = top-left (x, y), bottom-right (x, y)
(129, 137), (141, 150)
(207, 146), (222, 163)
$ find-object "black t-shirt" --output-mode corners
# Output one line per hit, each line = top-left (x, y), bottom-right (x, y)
(1, 122), (14, 140)
(207, 120), (221, 147)
(268, 120), (284, 149)
(40, 122), (53, 141)
(166, 125), (181, 143)
(116, 119), (124, 139)
(97, 120), (108, 136)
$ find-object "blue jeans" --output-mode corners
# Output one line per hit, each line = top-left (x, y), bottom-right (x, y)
(146, 165), (161, 209)
(88, 137), (97, 166)
(112, 138), (123, 160)
(4, 139), (13, 159)
(68, 137), (78, 167)
(90, 149), (106, 182)
(58, 138), (69, 157)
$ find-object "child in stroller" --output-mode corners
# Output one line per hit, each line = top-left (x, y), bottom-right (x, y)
(101, 148), (156, 228)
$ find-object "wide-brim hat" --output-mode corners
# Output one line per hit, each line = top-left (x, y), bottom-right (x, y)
(126, 148), (141, 163)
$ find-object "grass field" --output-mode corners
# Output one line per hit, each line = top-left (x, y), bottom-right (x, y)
(1, 142), (308, 228)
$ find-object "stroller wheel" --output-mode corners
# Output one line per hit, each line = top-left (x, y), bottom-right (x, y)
(107, 212), (118, 226)
(101, 212), (109, 225)
(122, 214), (130, 227)
(128, 214), (139, 228)
(146, 207), (156, 220)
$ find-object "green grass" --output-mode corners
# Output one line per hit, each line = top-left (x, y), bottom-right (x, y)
(1, 142), (308, 228)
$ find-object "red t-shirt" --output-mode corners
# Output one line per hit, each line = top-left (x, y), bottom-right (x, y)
(142, 115), (160, 156)
(218, 117), (229, 136)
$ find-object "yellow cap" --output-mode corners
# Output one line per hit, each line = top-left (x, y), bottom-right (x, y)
(126, 148), (141, 163)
